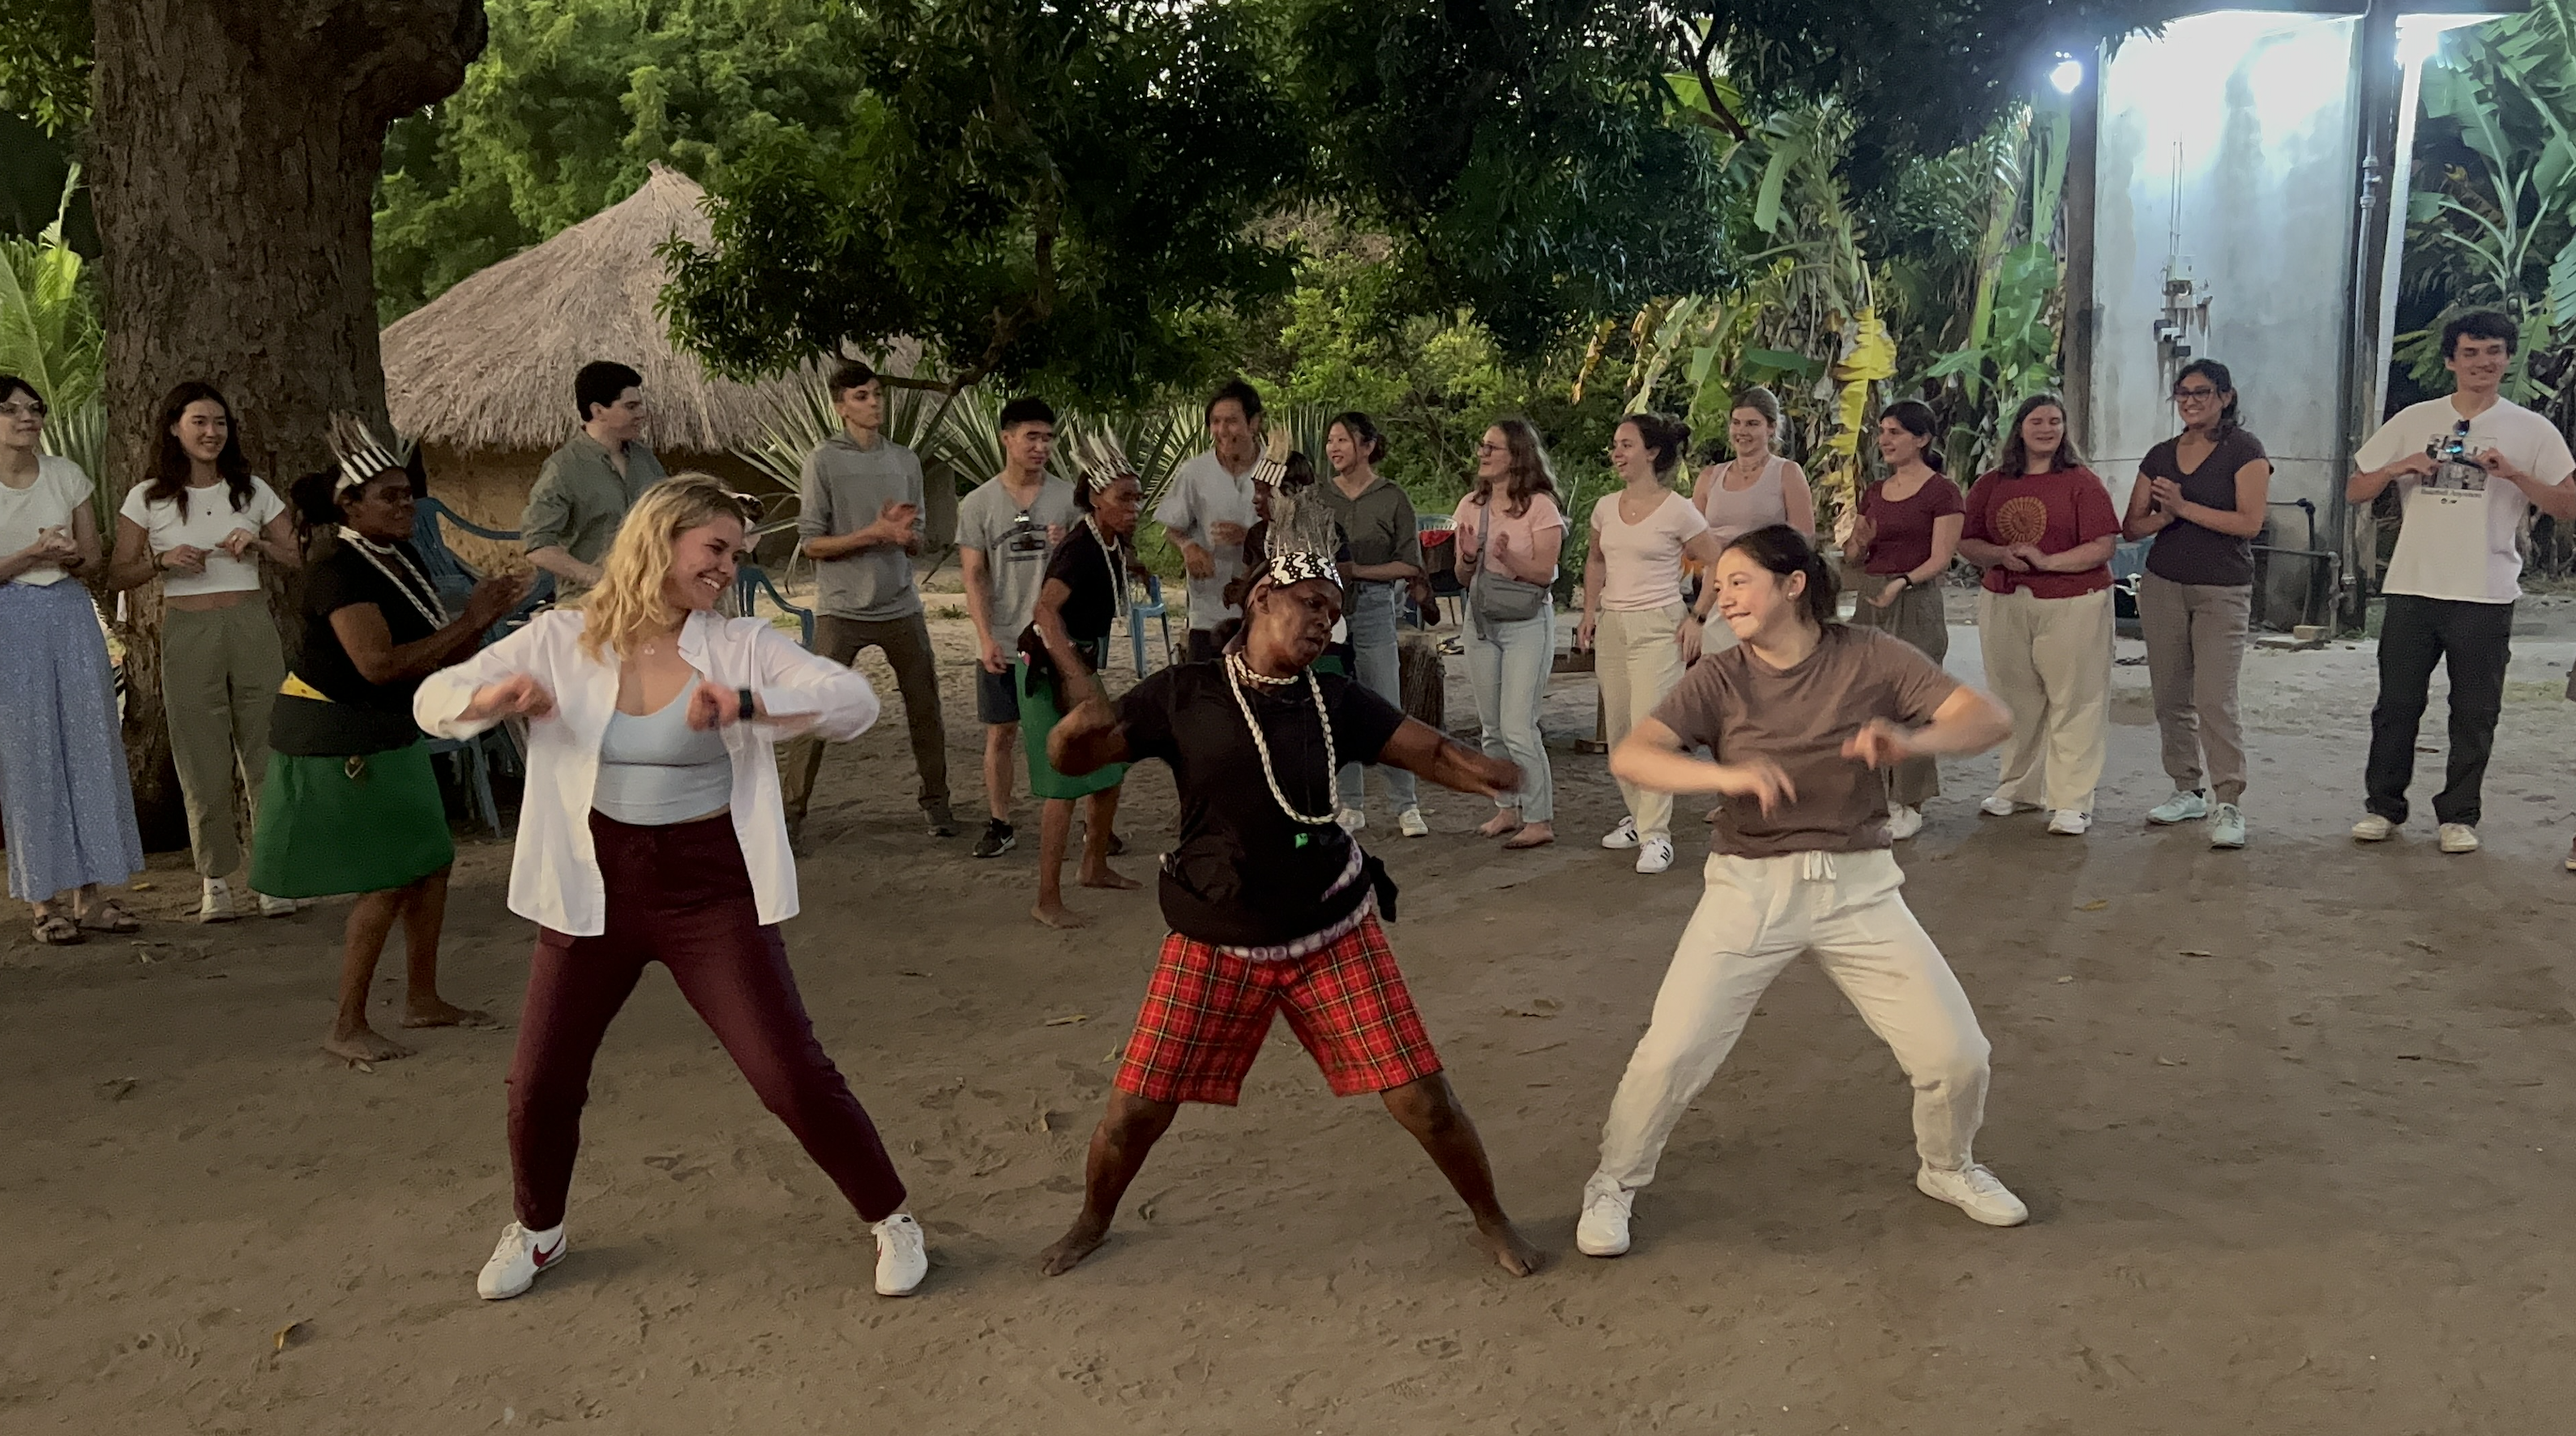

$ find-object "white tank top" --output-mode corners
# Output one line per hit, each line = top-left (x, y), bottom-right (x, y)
(1699, 455), (1791, 549)
(591, 688), (732, 825)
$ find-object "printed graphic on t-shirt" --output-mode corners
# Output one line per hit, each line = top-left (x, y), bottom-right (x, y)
(2424, 451), (2487, 494)
(996, 512), (1051, 562)
(1994, 495), (2049, 545)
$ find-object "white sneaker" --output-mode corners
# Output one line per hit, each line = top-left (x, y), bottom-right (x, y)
(1979, 795), (2024, 818)
(871, 1212), (927, 1296)
(2207, 803), (2246, 849)
(197, 876), (237, 924)
(2146, 790), (2208, 825)
(1885, 804), (1924, 841)
(1397, 807), (1431, 839)
(1635, 836), (1675, 874)
(1575, 1172), (1635, 1257)
(2045, 810), (2090, 836)
(2351, 814), (2397, 842)
(1915, 1164), (2029, 1227)
(477, 1220), (567, 1301)
(1598, 816), (1641, 850)
(256, 891), (299, 918)
(1336, 809), (1366, 833)
(2437, 823), (2480, 854)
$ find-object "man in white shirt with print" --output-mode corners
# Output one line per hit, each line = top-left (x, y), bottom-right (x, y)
(1154, 378), (1263, 662)
(2346, 309), (2576, 854)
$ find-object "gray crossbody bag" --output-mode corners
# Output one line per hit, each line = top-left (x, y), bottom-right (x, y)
(1468, 497), (1550, 625)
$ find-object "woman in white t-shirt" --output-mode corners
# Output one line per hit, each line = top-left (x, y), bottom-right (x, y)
(109, 382), (302, 921)
(1577, 413), (1725, 874)
(0, 374), (147, 945)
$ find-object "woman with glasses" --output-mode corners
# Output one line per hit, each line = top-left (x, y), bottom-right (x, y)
(1453, 420), (1564, 849)
(2120, 360), (2270, 848)
(0, 374), (146, 946)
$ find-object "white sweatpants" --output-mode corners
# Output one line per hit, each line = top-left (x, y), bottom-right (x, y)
(1594, 848), (1992, 1186)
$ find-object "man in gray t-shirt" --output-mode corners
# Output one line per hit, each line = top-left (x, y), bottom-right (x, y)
(952, 397), (1079, 857)
(1153, 378), (1264, 661)
(781, 361), (954, 843)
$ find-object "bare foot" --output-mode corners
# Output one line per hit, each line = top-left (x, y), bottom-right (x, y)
(323, 1027), (414, 1066)
(1079, 865), (1140, 891)
(1038, 1216), (1110, 1276)
(1033, 900), (1089, 930)
(400, 999), (494, 1029)
(1477, 810), (1521, 838)
(1472, 1218), (1545, 1277)
(1501, 822), (1555, 850)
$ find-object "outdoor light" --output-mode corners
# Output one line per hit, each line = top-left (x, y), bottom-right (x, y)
(2048, 54), (2085, 94)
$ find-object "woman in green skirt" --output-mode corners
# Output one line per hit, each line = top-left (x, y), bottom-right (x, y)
(1019, 434), (1145, 928)
(256, 423), (527, 1065)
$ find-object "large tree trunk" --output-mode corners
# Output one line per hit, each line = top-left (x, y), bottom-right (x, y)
(88, 2), (486, 844)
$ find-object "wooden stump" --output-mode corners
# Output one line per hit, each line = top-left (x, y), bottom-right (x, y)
(1398, 633), (1444, 729)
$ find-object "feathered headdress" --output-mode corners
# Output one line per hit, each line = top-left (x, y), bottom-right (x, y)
(1249, 425), (1291, 488)
(1260, 482), (1342, 590)
(327, 413), (413, 494)
(1068, 429), (1136, 493)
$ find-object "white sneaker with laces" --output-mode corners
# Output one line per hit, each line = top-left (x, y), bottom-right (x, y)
(2351, 814), (2396, 842)
(2046, 810), (2090, 836)
(1915, 1164), (2029, 1227)
(2207, 803), (2246, 849)
(1397, 807), (1431, 839)
(2437, 823), (2480, 854)
(871, 1212), (927, 1296)
(1599, 816), (1641, 850)
(198, 876), (237, 924)
(2146, 790), (2208, 825)
(1885, 804), (1924, 841)
(1576, 1172), (1635, 1257)
(256, 891), (299, 918)
(1635, 836), (1675, 875)
(1336, 809), (1366, 833)
(477, 1220), (567, 1300)
(1979, 795), (2023, 818)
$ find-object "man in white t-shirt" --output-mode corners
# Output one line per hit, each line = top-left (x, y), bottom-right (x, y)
(2346, 310), (2576, 854)
(1153, 378), (1263, 662)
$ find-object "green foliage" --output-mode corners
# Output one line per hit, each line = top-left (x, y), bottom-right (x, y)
(375, 0), (870, 320)
(661, 0), (1304, 407)
(0, 0), (91, 136)
(1277, 0), (1738, 359)
(0, 167), (107, 519)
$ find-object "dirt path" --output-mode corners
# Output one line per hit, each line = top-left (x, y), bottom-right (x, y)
(6, 602), (2574, 1434)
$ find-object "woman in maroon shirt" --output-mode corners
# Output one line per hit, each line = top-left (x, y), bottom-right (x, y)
(1846, 400), (1964, 839)
(1957, 394), (2120, 835)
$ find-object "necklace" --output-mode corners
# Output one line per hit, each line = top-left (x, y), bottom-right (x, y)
(1085, 515), (1128, 637)
(336, 528), (446, 633)
(1223, 652), (1337, 826)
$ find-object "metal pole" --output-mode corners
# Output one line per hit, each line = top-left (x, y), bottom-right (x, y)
(2336, 0), (2405, 630)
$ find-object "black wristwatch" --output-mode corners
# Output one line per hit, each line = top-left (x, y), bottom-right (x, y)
(736, 687), (756, 721)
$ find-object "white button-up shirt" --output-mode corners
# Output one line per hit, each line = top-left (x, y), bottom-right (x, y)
(414, 609), (879, 936)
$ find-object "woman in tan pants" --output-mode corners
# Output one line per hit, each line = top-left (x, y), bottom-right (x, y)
(1955, 395), (2120, 836)
(110, 383), (302, 921)
(1576, 413), (1727, 874)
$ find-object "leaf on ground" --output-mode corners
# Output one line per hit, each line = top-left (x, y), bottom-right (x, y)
(1044, 1014), (1089, 1027)
(898, 969), (930, 978)
(2077, 900), (2109, 912)
(2155, 1057), (2185, 1066)
(129, 881), (153, 891)
(272, 1320), (305, 1352)
(2177, 949), (2213, 957)
(2055, 976), (2075, 984)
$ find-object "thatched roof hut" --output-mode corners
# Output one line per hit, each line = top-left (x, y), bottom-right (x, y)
(380, 164), (813, 555)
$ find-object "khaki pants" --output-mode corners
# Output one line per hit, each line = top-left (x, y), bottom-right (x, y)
(781, 613), (950, 828)
(1595, 604), (1688, 841)
(2135, 572), (2249, 804)
(162, 602), (285, 877)
(1846, 579), (1948, 807)
(1977, 587), (2112, 814)
(1593, 848), (1992, 1187)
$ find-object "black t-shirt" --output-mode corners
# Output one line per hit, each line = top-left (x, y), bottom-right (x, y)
(1045, 520), (1125, 643)
(270, 541), (444, 755)
(1117, 662), (1410, 947)
(2141, 428), (2267, 587)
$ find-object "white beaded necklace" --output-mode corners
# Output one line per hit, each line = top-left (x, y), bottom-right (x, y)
(1084, 514), (1128, 632)
(336, 527), (446, 632)
(1223, 652), (1336, 826)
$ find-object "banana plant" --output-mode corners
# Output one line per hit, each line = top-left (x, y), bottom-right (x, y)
(0, 166), (108, 524)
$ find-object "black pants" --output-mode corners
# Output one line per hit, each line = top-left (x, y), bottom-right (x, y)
(2365, 594), (2514, 827)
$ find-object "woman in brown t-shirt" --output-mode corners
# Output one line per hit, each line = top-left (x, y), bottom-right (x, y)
(1846, 400), (1964, 836)
(1573, 525), (2028, 1260)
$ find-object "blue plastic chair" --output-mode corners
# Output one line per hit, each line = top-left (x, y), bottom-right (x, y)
(734, 562), (815, 648)
(409, 498), (548, 836)
(1128, 574), (1172, 677)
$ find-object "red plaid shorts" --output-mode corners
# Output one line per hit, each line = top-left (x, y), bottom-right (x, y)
(1114, 916), (1444, 1105)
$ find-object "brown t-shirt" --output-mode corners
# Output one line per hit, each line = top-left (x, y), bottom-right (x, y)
(1651, 626), (1962, 858)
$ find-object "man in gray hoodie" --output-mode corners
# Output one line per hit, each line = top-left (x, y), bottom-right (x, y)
(782, 361), (955, 844)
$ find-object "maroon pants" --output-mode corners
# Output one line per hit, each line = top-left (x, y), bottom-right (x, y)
(507, 812), (907, 1229)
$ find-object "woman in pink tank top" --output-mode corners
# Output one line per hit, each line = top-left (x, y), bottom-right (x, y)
(1692, 387), (1816, 550)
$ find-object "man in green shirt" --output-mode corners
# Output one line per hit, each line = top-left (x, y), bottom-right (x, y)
(520, 361), (668, 596)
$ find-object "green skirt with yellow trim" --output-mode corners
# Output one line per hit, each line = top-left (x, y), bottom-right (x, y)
(248, 740), (455, 898)
(1020, 640), (1128, 801)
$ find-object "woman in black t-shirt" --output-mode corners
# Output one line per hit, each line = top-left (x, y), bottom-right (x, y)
(1018, 453), (1142, 928)
(2119, 358), (2271, 848)
(259, 438), (524, 1066)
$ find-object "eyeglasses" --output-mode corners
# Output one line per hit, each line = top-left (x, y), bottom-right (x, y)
(1475, 442), (1505, 455)
(2172, 386), (2219, 400)
(0, 401), (47, 420)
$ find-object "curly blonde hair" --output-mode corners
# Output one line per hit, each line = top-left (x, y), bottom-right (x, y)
(576, 473), (757, 664)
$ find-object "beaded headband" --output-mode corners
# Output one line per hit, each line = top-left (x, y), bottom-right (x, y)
(1068, 430), (1136, 493)
(1258, 486), (1342, 591)
(327, 413), (411, 494)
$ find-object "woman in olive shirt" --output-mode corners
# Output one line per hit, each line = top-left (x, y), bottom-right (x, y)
(1316, 412), (1431, 836)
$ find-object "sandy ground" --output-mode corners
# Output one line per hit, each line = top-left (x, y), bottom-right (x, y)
(8, 585), (2576, 1434)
